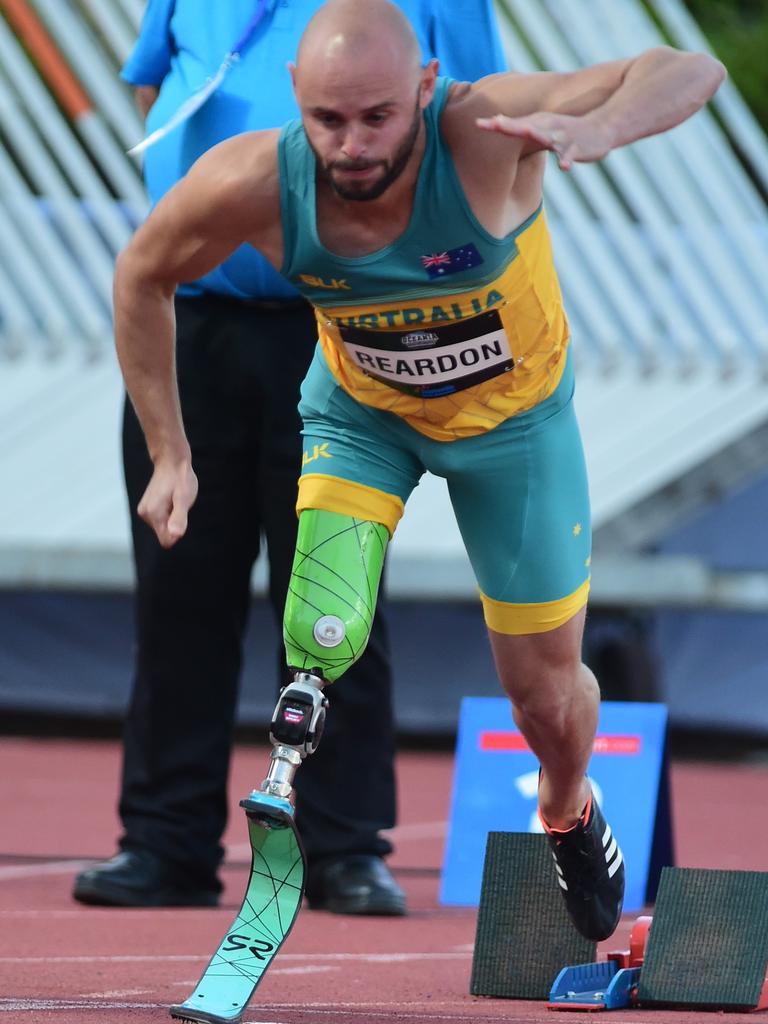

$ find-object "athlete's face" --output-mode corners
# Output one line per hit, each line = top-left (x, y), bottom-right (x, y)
(308, 92), (422, 201)
(294, 58), (436, 201)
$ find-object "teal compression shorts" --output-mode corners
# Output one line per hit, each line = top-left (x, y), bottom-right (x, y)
(296, 346), (591, 635)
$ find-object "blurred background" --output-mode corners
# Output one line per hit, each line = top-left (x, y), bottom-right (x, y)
(1, 0), (768, 754)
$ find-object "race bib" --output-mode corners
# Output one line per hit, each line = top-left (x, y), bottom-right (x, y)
(338, 308), (515, 398)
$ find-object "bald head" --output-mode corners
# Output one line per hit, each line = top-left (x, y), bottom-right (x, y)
(291, 0), (437, 203)
(296, 0), (422, 86)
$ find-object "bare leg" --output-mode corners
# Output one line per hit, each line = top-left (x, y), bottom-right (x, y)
(487, 606), (596, 829)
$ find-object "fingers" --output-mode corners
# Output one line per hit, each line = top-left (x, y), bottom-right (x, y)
(476, 114), (550, 147)
(137, 466), (198, 548)
(548, 130), (572, 171)
(555, 138), (579, 172)
(476, 115), (578, 171)
(475, 114), (504, 132)
(167, 483), (192, 542)
(137, 491), (179, 549)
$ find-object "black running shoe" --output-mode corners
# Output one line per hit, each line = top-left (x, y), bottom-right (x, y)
(544, 791), (625, 941)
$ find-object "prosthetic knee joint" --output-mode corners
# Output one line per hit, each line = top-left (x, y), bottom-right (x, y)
(259, 508), (389, 801)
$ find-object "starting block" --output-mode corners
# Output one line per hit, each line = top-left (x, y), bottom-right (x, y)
(639, 866), (768, 1011)
(471, 833), (596, 999)
(548, 917), (650, 1011)
(547, 867), (768, 1013)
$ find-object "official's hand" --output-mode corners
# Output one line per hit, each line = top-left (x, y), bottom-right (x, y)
(137, 457), (198, 548)
(476, 111), (612, 171)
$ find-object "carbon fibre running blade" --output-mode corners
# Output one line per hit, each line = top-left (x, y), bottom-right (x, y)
(169, 794), (305, 1024)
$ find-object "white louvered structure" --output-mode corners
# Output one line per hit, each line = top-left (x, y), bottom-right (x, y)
(1, 0), (768, 606)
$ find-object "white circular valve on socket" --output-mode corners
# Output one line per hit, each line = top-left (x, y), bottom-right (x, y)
(313, 615), (346, 647)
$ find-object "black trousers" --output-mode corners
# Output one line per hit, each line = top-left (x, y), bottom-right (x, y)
(119, 294), (396, 885)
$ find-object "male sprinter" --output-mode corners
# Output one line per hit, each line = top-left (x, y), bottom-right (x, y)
(113, 0), (724, 941)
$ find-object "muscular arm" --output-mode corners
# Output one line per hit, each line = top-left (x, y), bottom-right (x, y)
(114, 130), (281, 544)
(575, 47), (725, 148)
(474, 46), (726, 170)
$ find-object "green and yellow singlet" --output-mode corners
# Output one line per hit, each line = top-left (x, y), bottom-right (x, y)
(278, 77), (569, 442)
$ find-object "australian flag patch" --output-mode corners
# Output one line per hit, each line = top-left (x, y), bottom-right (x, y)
(420, 242), (484, 279)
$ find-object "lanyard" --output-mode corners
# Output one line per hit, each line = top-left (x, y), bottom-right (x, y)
(231, 0), (271, 55)
(129, 0), (276, 157)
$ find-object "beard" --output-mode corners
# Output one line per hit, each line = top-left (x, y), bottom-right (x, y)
(313, 96), (423, 202)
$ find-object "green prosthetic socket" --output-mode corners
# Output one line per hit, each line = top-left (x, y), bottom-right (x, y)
(283, 509), (389, 682)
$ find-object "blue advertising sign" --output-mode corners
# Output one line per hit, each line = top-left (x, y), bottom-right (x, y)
(440, 699), (672, 912)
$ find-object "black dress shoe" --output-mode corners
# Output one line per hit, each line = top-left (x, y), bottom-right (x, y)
(72, 850), (221, 908)
(305, 854), (407, 916)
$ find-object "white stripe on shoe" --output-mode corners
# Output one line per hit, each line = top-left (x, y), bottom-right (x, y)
(551, 852), (568, 890)
(607, 847), (623, 878)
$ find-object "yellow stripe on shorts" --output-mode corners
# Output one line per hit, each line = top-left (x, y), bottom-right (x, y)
(297, 473), (405, 538)
(481, 578), (591, 635)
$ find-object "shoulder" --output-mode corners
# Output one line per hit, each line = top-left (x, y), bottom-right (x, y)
(191, 129), (281, 184)
(440, 74), (535, 160)
(438, 74), (547, 217)
(443, 72), (551, 124)
(185, 130), (281, 212)
(149, 128), (282, 246)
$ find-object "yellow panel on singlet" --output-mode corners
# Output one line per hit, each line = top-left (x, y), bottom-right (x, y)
(313, 211), (569, 441)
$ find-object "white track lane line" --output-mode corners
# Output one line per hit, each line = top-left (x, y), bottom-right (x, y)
(0, 1000), (533, 1023)
(0, 860), (93, 881)
(0, 1000), (162, 1011)
(0, 951), (471, 965)
(0, 999), (488, 1023)
(78, 989), (152, 998)
(269, 965), (339, 975)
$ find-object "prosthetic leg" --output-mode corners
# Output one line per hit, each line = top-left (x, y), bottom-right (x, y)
(170, 510), (388, 1024)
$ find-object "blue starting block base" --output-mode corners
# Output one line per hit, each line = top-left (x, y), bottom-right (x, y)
(548, 962), (640, 1012)
(547, 915), (651, 1012)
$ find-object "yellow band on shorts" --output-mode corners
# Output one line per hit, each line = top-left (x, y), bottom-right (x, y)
(297, 473), (405, 538)
(480, 577), (591, 635)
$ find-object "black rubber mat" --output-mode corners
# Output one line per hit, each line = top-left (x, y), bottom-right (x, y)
(638, 866), (768, 1009)
(470, 832), (596, 999)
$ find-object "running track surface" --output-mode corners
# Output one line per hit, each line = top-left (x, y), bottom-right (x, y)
(1, 738), (767, 1024)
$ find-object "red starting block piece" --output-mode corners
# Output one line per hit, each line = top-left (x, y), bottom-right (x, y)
(758, 975), (768, 1012)
(605, 915), (651, 971)
(547, 916), (652, 1012)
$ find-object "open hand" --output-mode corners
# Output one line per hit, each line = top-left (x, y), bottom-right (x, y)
(137, 457), (198, 548)
(476, 111), (612, 171)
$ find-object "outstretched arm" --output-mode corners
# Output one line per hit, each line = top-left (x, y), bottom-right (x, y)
(475, 46), (726, 170)
(113, 130), (281, 546)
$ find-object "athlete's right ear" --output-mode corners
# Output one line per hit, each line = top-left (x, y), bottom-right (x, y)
(287, 61), (297, 88)
(419, 58), (439, 108)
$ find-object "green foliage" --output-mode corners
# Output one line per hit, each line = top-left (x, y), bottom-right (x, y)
(683, 0), (768, 128)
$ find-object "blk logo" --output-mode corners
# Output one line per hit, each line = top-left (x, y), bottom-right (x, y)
(302, 442), (332, 467)
(298, 274), (351, 291)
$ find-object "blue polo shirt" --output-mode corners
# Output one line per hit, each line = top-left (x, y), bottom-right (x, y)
(123, 0), (506, 300)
